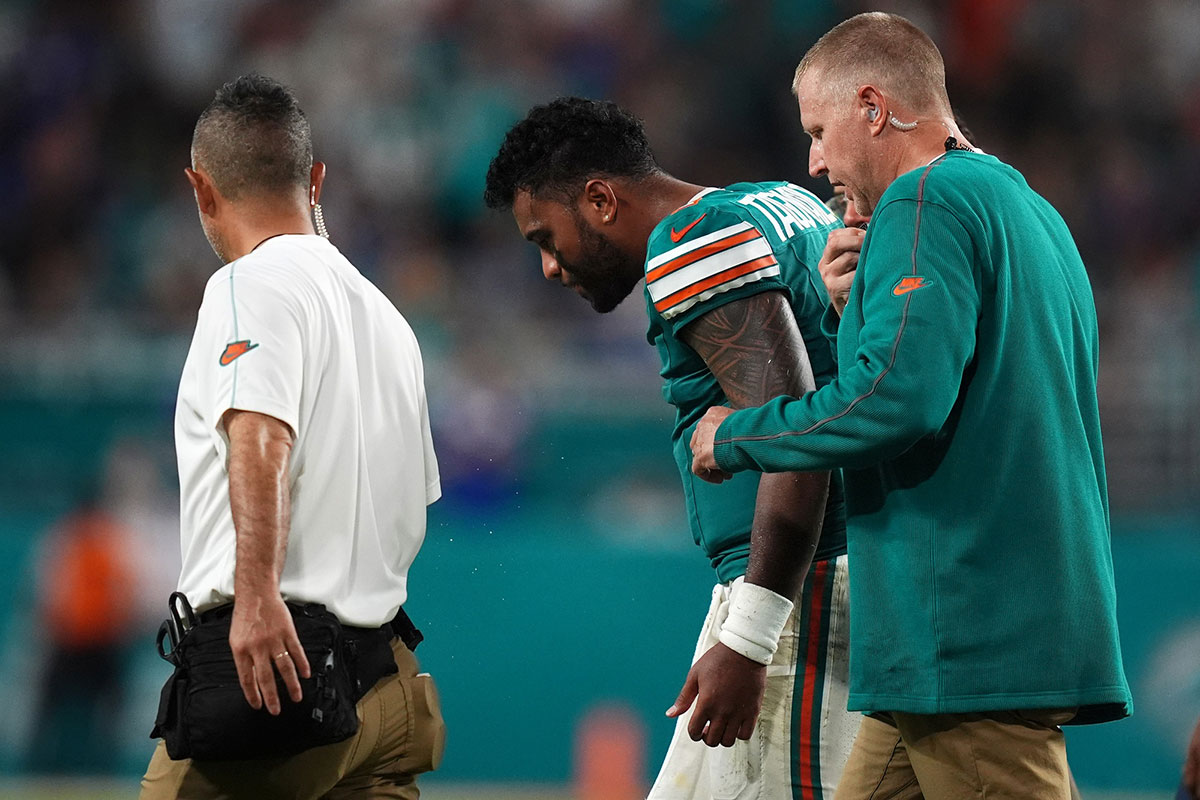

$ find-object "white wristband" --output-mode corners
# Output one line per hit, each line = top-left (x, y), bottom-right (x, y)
(718, 578), (794, 666)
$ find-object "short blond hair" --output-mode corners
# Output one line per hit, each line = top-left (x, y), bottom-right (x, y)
(793, 13), (951, 116)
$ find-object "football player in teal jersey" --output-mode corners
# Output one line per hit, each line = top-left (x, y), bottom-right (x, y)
(486, 97), (858, 798)
(690, 12), (1131, 799)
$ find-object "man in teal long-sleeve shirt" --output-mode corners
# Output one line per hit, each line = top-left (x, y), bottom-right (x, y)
(690, 12), (1131, 799)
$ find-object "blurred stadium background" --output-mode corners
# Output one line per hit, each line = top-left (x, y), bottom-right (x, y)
(0, 0), (1197, 797)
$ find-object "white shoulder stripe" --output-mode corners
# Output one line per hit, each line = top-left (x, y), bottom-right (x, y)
(646, 237), (774, 302)
(647, 221), (754, 270)
(660, 266), (782, 319)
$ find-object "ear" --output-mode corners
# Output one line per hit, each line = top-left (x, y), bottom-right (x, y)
(858, 86), (887, 135)
(185, 166), (218, 217)
(582, 178), (618, 224)
(309, 161), (327, 205)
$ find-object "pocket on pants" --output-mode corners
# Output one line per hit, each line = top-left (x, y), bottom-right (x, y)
(708, 735), (758, 800)
(1013, 707), (1078, 729)
(401, 673), (446, 774)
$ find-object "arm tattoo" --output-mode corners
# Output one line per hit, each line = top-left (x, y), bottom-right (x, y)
(681, 292), (816, 408)
(683, 291), (829, 600)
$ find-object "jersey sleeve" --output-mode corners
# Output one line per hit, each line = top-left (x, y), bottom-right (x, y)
(713, 192), (981, 473)
(418, 356), (441, 506)
(645, 207), (791, 335)
(194, 264), (308, 458)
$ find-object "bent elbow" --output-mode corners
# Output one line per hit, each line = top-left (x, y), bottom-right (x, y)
(865, 403), (950, 463)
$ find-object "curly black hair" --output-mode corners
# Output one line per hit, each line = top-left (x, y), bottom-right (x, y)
(192, 74), (312, 201)
(484, 97), (659, 211)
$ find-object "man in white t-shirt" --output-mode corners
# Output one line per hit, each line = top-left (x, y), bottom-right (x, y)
(141, 75), (444, 799)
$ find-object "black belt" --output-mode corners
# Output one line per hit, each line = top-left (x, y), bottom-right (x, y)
(381, 606), (424, 653)
(197, 603), (423, 653)
(341, 607), (423, 697)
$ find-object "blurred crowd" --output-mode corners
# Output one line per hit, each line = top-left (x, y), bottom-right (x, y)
(1, 0), (1198, 517)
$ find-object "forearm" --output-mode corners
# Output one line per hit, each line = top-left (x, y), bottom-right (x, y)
(744, 471), (828, 599)
(714, 304), (974, 475)
(713, 377), (936, 475)
(225, 410), (294, 603)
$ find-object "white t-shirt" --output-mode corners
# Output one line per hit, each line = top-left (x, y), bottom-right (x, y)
(174, 235), (440, 627)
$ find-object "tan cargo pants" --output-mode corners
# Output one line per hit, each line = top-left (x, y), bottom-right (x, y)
(140, 637), (445, 800)
(833, 708), (1077, 800)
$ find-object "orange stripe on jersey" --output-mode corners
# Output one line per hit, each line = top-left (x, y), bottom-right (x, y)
(645, 228), (761, 285)
(652, 254), (778, 313)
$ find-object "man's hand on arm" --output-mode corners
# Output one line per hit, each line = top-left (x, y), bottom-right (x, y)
(690, 406), (734, 482)
(668, 291), (829, 747)
(818, 227), (865, 318)
(224, 409), (312, 715)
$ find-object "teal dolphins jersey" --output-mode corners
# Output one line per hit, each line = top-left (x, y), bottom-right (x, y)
(643, 182), (847, 582)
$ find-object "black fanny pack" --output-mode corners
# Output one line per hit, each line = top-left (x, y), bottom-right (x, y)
(150, 592), (412, 761)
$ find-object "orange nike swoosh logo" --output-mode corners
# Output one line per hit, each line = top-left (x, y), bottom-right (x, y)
(219, 340), (259, 366)
(670, 213), (706, 243)
(892, 276), (930, 296)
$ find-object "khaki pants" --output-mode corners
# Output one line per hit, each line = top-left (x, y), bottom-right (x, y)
(141, 638), (445, 800)
(834, 709), (1076, 800)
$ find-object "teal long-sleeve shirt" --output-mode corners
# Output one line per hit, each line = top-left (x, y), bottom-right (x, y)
(713, 151), (1131, 723)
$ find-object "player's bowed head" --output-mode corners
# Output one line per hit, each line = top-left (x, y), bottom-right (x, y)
(484, 97), (705, 315)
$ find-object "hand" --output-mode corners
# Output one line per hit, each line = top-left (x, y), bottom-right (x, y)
(1185, 716), (1200, 799)
(665, 642), (766, 747)
(818, 227), (865, 317)
(690, 406), (735, 483)
(229, 594), (312, 715)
